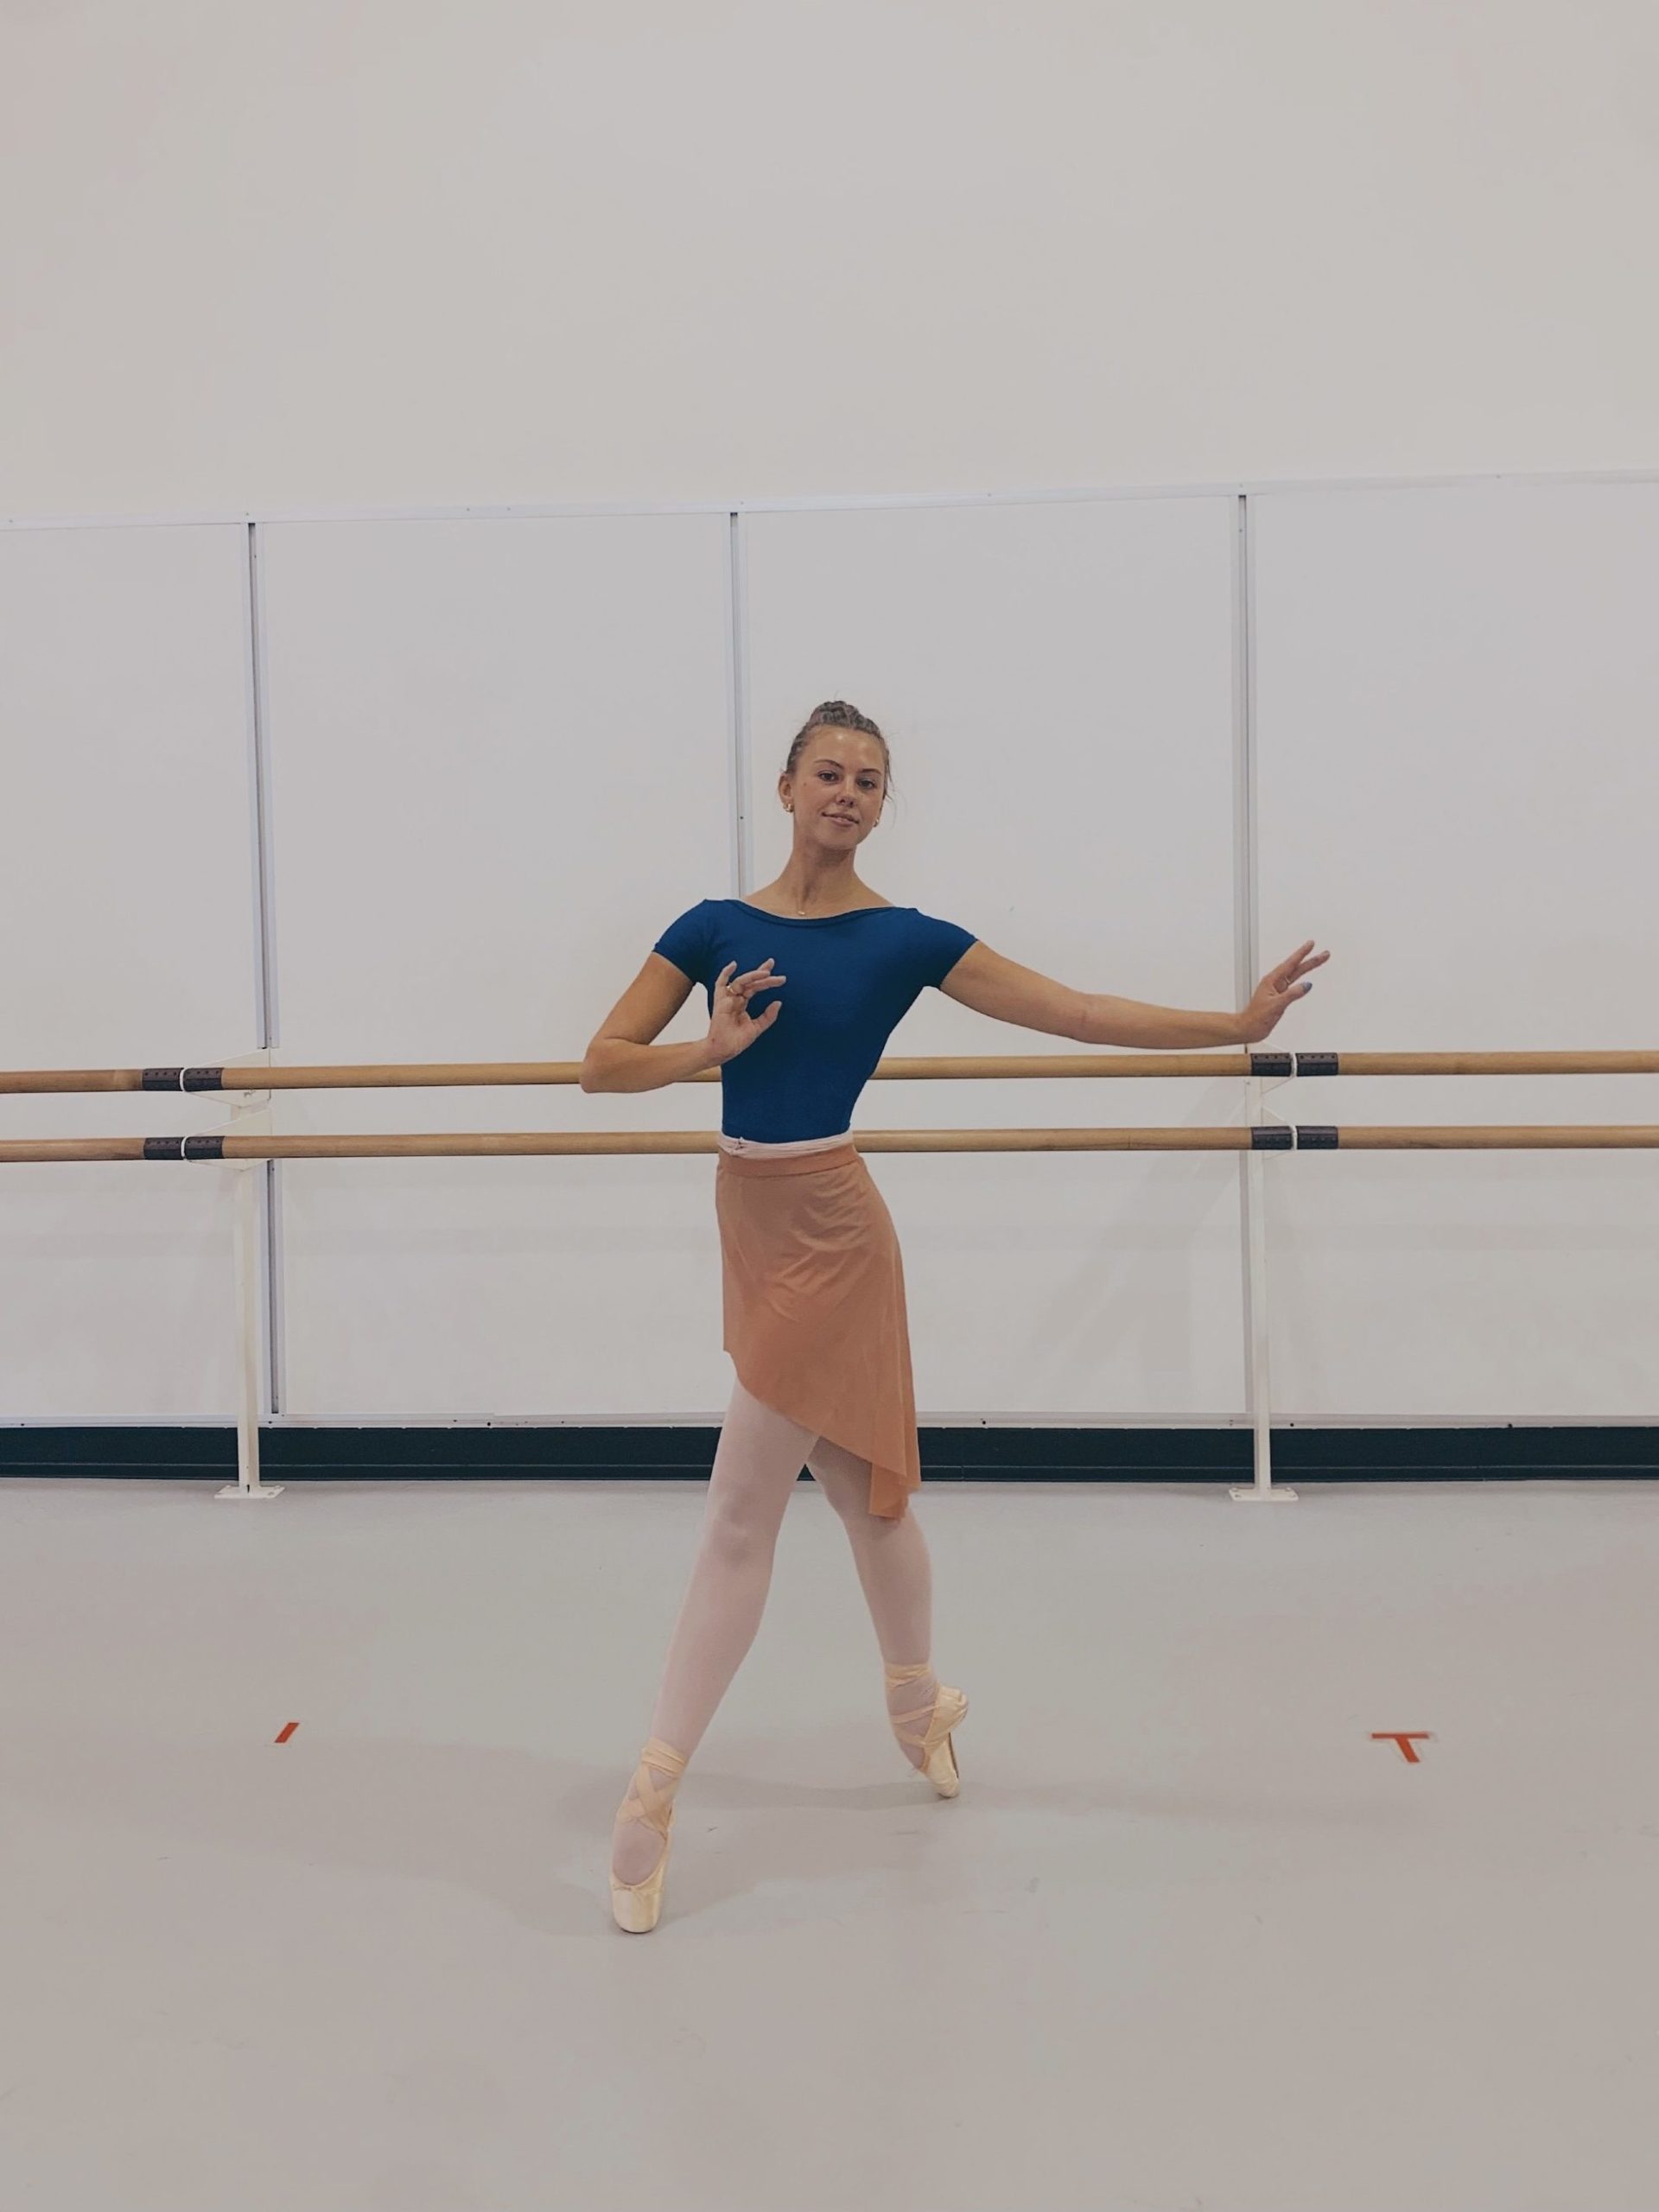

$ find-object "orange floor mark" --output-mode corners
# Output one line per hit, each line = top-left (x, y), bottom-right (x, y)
(1372, 1732), (1433, 1762)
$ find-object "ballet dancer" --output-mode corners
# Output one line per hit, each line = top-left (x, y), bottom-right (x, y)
(582, 699), (1328, 1930)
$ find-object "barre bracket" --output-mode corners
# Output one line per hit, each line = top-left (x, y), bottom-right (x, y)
(141, 1067), (226, 1092)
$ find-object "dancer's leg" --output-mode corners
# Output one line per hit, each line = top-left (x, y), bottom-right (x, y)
(804, 1433), (938, 1767)
(612, 1376), (817, 1884)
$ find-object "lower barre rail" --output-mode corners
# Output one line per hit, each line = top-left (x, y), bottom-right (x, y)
(4, 1123), (1659, 1162)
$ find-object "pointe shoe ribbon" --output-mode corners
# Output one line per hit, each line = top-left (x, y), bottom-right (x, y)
(610, 1735), (689, 1933)
(883, 1662), (969, 1797)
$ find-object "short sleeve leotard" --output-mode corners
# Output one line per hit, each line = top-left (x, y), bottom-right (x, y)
(652, 898), (979, 1142)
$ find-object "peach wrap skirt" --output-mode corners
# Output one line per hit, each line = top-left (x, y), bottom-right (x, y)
(714, 1138), (921, 1520)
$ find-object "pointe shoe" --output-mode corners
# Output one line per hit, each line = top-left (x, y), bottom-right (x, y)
(609, 1736), (689, 1933)
(884, 1662), (969, 1797)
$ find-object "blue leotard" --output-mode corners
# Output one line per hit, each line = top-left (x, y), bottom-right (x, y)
(652, 898), (979, 1141)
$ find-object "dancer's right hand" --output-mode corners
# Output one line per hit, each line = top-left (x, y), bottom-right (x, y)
(706, 958), (785, 1065)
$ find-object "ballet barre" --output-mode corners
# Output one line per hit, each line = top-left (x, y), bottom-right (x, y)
(4, 1045), (1655, 1507)
(3, 1047), (1658, 1091)
(3, 1124), (1659, 1162)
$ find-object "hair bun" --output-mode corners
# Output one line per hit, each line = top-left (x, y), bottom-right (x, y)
(809, 699), (880, 734)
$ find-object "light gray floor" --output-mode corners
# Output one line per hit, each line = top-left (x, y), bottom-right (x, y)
(2, 1470), (1656, 2212)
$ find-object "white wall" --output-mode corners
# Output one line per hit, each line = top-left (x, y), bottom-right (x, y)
(0, 524), (261, 1421)
(4, 482), (1657, 1426)
(3, 1), (1656, 519)
(1252, 481), (1659, 1419)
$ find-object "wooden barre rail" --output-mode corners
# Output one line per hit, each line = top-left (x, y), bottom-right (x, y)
(3, 1050), (1659, 1095)
(6, 1126), (1659, 1163)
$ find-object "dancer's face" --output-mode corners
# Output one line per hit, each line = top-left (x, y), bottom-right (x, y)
(781, 731), (887, 849)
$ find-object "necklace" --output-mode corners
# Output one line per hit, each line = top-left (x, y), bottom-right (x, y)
(760, 893), (849, 918)
(747, 887), (886, 918)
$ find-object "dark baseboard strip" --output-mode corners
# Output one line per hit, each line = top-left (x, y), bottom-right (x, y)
(1, 1425), (1656, 1482)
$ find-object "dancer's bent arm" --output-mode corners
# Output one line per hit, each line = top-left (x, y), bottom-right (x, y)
(582, 951), (785, 1092)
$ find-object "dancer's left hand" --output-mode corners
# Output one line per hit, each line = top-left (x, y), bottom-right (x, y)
(1236, 941), (1330, 1042)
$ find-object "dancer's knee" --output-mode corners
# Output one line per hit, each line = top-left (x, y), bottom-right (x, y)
(701, 1491), (783, 1566)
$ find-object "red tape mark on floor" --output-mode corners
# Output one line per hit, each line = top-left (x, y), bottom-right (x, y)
(1373, 1732), (1433, 1761)
(274, 1722), (299, 1743)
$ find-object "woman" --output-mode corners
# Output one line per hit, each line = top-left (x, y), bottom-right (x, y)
(582, 699), (1327, 1931)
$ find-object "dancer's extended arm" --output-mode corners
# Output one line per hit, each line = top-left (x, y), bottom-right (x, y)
(936, 939), (1328, 1049)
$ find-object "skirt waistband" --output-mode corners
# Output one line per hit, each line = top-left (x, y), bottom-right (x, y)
(715, 1138), (861, 1178)
(717, 1128), (849, 1155)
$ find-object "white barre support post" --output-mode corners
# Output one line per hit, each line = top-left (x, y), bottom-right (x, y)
(1231, 1068), (1297, 1503)
(217, 1051), (282, 1501)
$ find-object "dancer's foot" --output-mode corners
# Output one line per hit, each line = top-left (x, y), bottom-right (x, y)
(611, 1743), (687, 1888)
(885, 1663), (939, 1768)
(884, 1661), (968, 1796)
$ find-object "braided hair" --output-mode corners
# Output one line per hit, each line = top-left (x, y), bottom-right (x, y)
(782, 700), (897, 808)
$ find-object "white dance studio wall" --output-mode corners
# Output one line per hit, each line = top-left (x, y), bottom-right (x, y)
(2, 4), (1656, 1431)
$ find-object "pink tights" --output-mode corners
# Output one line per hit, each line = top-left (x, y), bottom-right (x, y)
(612, 1376), (938, 1884)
